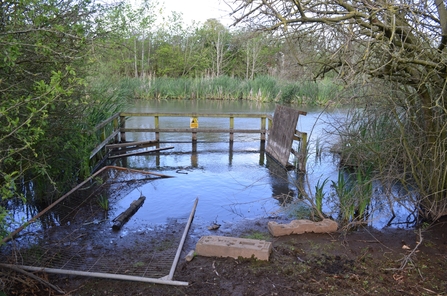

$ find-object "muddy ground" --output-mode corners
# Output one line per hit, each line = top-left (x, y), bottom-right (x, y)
(5, 217), (446, 296)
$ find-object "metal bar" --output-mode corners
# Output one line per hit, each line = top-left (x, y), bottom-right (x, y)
(166, 198), (198, 280)
(0, 264), (188, 286)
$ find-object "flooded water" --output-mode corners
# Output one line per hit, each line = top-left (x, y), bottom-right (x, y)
(102, 100), (411, 231)
(6, 100), (413, 239)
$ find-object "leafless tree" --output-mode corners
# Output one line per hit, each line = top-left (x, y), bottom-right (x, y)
(230, 0), (447, 219)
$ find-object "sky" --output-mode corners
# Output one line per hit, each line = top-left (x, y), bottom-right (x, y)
(160, 0), (235, 26)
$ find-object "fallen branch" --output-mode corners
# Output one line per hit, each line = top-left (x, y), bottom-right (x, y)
(112, 195), (146, 230)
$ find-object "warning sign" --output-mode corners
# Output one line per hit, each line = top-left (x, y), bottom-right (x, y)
(190, 117), (198, 128)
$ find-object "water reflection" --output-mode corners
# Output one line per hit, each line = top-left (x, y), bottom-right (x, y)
(8, 100), (416, 234)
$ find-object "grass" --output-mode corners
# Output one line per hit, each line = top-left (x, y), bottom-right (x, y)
(96, 195), (109, 211)
(330, 168), (373, 226)
(332, 170), (355, 224)
(242, 231), (271, 241)
(108, 75), (343, 105)
(315, 178), (329, 219)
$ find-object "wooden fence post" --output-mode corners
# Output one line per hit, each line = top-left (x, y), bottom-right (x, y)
(261, 117), (266, 141)
(229, 116), (234, 142)
(155, 116), (160, 141)
(120, 115), (126, 142)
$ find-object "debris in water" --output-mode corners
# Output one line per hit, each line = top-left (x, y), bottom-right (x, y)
(207, 223), (221, 230)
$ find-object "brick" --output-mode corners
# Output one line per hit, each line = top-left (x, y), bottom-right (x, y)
(268, 219), (338, 237)
(195, 236), (272, 261)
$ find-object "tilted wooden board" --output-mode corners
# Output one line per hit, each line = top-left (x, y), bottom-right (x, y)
(266, 105), (303, 167)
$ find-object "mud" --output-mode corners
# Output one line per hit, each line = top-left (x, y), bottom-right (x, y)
(5, 217), (446, 296)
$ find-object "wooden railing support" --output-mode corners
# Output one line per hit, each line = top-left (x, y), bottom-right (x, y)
(90, 111), (306, 172)
(229, 116), (234, 142)
(120, 115), (126, 142)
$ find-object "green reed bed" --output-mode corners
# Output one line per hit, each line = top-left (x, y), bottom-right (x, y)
(108, 76), (342, 105)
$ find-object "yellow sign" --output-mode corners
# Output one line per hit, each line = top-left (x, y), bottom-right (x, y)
(190, 117), (198, 128)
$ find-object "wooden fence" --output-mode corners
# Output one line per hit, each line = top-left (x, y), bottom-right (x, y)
(89, 112), (307, 172)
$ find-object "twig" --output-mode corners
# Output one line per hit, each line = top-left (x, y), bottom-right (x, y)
(384, 228), (424, 277)
(361, 226), (394, 252)
(398, 228), (423, 270)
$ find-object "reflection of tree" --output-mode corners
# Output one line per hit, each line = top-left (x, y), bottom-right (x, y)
(266, 157), (296, 205)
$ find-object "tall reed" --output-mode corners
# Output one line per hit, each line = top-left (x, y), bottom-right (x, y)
(109, 75), (342, 105)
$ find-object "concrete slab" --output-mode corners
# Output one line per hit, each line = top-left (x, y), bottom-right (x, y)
(268, 219), (338, 237)
(195, 236), (272, 261)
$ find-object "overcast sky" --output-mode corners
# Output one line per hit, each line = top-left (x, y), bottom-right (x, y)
(161, 0), (235, 26)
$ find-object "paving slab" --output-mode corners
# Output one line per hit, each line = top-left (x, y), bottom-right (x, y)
(195, 236), (272, 261)
(268, 219), (338, 237)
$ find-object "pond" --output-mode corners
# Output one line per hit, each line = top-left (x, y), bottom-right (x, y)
(5, 99), (414, 240)
(105, 99), (413, 231)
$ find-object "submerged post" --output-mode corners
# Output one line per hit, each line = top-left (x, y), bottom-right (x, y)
(120, 115), (126, 142)
(113, 117), (120, 143)
(229, 116), (234, 142)
(261, 117), (266, 141)
(155, 115), (160, 141)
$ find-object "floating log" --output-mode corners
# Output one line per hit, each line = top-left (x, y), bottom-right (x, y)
(108, 146), (174, 159)
(112, 196), (146, 230)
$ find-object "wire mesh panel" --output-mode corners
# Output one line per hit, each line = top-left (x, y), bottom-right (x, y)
(1, 167), (185, 280)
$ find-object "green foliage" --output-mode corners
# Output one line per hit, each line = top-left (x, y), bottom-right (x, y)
(331, 170), (355, 223)
(331, 167), (372, 226)
(0, 0), (119, 241)
(315, 178), (329, 218)
(242, 231), (271, 240)
(280, 84), (300, 104)
(111, 75), (342, 103)
(97, 195), (109, 211)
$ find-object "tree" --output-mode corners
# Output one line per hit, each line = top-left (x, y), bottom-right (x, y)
(201, 19), (233, 77)
(0, 0), (104, 239)
(231, 0), (447, 219)
(97, 0), (158, 77)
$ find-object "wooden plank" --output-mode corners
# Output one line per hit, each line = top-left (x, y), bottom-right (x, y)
(93, 112), (120, 130)
(266, 105), (306, 167)
(105, 140), (158, 149)
(119, 112), (269, 119)
(108, 146), (174, 159)
(112, 196), (146, 230)
(89, 130), (120, 159)
(120, 128), (267, 133)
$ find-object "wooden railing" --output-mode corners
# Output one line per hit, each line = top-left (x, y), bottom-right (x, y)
(118, 112), (271, 142)
(90, 112), (307, 172)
